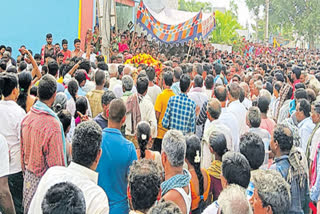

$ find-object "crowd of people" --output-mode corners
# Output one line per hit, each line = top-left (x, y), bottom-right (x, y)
(1, 27), (320, 214)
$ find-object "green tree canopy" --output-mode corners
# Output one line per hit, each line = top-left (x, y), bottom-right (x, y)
(178, 0), (211, 12)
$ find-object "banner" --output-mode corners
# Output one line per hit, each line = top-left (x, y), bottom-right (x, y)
(136, 0), (203, 45)
(202, 12), (216, 38)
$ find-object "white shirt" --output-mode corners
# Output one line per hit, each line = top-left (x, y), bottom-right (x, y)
(202, 200), (219, 214)
(0, 134), (9, 178)
(248, 127), (271, 165)
(219, 107), (240, 152)
(0, 100), (26, 174)
(147, 84), (162, 105)
(109, 77), (121, 92)
(28, 162), (109, 214)
(205, 89), (213, 98)
(202, 120), (232, 169)
(82, 80), (96, 93)
(310, 127), (320, 161)
(113, 85), (137, 98)
(188, 87), (208, 109)
(277, 100), (291, 123)
(228, 100), (247, 136)
(242, 97), (252, 110)
(82, 53), (97, 63)
(298, 117), (315, 153)
(125, 95), (157, 138)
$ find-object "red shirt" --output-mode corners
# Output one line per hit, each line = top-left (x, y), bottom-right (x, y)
(20, 108), (66, 177)
(60, 50), (72, 63)
(118, 43), (129, 53)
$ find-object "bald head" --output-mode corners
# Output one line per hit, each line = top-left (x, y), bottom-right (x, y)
(240, 82), (250, 96)
(109, 64), (118, 77)
(123, 66), (132, 75)
(214, 86), (227, 102)
(228, 82), (241, 100)
(207, 98), (221, 120)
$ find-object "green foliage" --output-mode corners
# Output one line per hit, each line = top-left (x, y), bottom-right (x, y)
(210, 10), (242, 46)
(178, 0), (211, 12)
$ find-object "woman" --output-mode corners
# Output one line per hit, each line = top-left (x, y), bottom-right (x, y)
(186, 135), (211, 214)
(66, 79), (79, 117)
(52, 92), (68, 113)
(75, 96), (89, 126)
(17, 71), (37, 112)
(0, 73), (26, 214)
(135, 121), (161, 167)
(207, 132), (228, 202)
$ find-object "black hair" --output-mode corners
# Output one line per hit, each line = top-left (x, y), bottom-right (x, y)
(118, 65), (124, 76)
(239, 87), (245, 103)
(57, 52), (64, 58)
(95, 70), (106, 86)
(62, 39), (68, 45)
(193, 63), (203, 75)
(74, 38), (81, 45)
(30, 86), (38, 97)
(75, 70), (87, 86)
(292, 66), (302, 79)
(163, 71), (173, 87)
(136, 121), (151, 159)
(221, 152), (251, 188)
(186, 135), (205, 212)
(273, 124), (293, 153)
(7, 66), (17, 74)
(137, 76), (149, 95)
(72, 121), (102, 168)
(265, 82), (273, 95)
(274, 81), (282, 93)
(257, 96), (270, 114)
(34, 53), (41, 60)
(0, 73), (18, 97)
(297, 98), (311, 117)
(209, 132), (228, 158)
(68, 79), (79, 103)
(19, 61), (27, 71)
(295, 83), (305, 90)
(79, 60), (91, 74)
(48, 61), (59, 76)
(101, 91), (116, 106)
(75, 96), (88, 118)
(214, 63), (222, 75)
(205, 75), (214, 90)
(57, 110), (72, 133)
(194, 75), (203, 88)
(46, 33), (52, 39)
(42, 182), (86, 214)
(285, 86), (293, 100)
(180, 74), (191, 93)
(97, 62), (108, 71)
(295, 88), (307, 100)
(109, 99), (126, 123)
(146, 67), (156, 81)
(0, 45), (5, 50)
(240, 133), (265, 170)
(38, 75), (57, 101)
(17, 71), (32, 112)
(42, 65), (48, 75)
(0, 60), (7, 71)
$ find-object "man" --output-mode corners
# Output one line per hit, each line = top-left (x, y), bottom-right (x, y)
(296, 98), (315, 153)
(94, 91), (116, 130)
(246, 107), (271, 164)
(86, 70), (106, 118)
(74, 70), (88, 97)
(0, 134), (15, 214)
(128, 159), (161, 214)
(239, 82), (252, 110)
(146, 67), (161, 105)
(162, 74), (196, 135)
(204, 74), (214, 98)
(121, 75), (134, 103)
(202, 98), (233, 168)
(161, 130), (191, 214)
(20, 75), (66, 213)
(250, 170), (291, 214)
(307, 102), (320, 165)
(114, 66), (137, 98)
(71, 38), (84, 58)
(216, 185), (252, 214)
(202, 152), (251, 214)
(108, 64), (121, 92)
(60, 39), (71, 63)
(251, 80), (263, 99)
(270, 124), (309, 213)
(171, 67), (182, 95)
(57, 52), (64, 66)
(41, 182), (86, 214)
(82, 43), (97, 63)
(239, 133), (265, 170)
(48, 60), (65, 93)
(214, 85), (240, 152)
(54, 43), (61, 53)
(154, 71), (175, 152)
(125, 76), (157, 145)
(191, 63), (203, 80)
(29, 121), (109, 213)
(227, 82), (247, 135)
(40, 33), (55, 65)
(291, 66), (302, 97)
(97, 99), (137, 214)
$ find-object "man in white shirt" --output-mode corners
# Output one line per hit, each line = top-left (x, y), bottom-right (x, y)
(239, 82), (252, 110)
(29, 121), (109, 214)
(113, 66), (137, 98)
(308, 102), (320, 163)
(202, 98), (233, 169)
(189, 75), (209, 138)
(146, 67), (161, 105)
(108, 64), (121, 92)
(296, 99), (315, 153)
(0, 134), (15, 214)
(227, 82), (247, 135)
(82, 43), (97, 63)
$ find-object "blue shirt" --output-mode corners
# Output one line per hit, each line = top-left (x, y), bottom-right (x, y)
(97, 128), (137, 214)
(171, 82), (181, 95)
(65, 87), (87, 100)
(162, 93), (196, 135)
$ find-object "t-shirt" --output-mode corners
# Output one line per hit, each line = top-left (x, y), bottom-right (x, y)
(147, 85), (162, 105)
(94, 113), (108, 130)
(0, 134), (9, 177)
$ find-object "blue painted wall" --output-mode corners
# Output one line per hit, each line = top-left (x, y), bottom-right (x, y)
(1, 0), (79, 58)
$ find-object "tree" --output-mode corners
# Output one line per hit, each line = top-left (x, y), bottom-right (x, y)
(178, 0), (211, 12)
(210, 10), (242, 45)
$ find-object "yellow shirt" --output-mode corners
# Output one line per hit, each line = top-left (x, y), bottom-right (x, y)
(154, 89), (175, 139)
(86, 89), (105, 118)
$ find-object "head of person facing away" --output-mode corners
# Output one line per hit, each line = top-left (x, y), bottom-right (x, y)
(41, 182), (86, 214)
(128, 159), (162, 213)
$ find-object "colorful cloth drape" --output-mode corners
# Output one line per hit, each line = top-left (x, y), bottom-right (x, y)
(137, 0), (203, 44)
(202, 12), (216, 38)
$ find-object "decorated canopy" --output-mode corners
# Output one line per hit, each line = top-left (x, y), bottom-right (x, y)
(136, 0), (215, 45)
